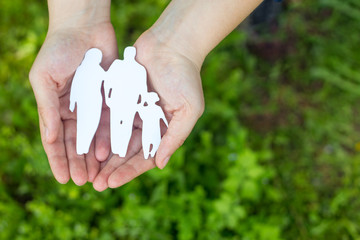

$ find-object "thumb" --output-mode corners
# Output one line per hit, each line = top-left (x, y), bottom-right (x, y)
(155, 109), (201, 169)
(30, 72), (61, 143)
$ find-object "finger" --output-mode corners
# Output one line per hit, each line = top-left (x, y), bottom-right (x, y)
(108, 152), (156, 189)
(155, 110), (199, 169)
(29, 72), (61, 144)
(100, 152), (113, 170)
(94, 103), (111, 161)
(133, 112), (142, 129)
(93, 155), (127, 192)
(39, 116), (70, 184)
(31, 72), (69, 183)
(97, 28), (119, 71)
(93, 129), (142, 192)
(85, 141), (100, 183)
(93, 34), (118, 161)
(64, 119), (88, 186)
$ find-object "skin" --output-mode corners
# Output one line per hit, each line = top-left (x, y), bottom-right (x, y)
(30, 0), (262, 190)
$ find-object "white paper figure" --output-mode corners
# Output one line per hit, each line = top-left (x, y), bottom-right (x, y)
(70, 46), (168, 158)
(69, 48), (105, 154)
(138, 92), (168, 159)
(104, 47), (147, 157)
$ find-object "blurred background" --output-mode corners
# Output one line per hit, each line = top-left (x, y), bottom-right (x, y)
(1, 0), (360, 239)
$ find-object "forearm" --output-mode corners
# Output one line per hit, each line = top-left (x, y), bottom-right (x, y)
(47, 0), (111, 32)
(150, 0), (262, 67)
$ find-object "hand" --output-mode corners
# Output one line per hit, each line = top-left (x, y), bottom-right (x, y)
(92, 30), (205, 191)
(29, 18), (117, 185)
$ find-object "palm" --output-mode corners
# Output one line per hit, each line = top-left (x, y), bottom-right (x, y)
(93, 31), (204, 191)
(30, 23), (118, 185)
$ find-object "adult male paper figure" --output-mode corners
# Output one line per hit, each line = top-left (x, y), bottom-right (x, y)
(69, 48), (104, 154)
(104, 47), (147, 157)
(138, 92), (168, 159)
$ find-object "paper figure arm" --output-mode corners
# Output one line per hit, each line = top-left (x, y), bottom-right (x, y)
(138, 92), (148, 106)
(138, 67), (148, 101)
(69, 69), (81, 112)
(158, 108), (169, 127)
(103, 76), (112, 107)
(69, 98), (76, 112)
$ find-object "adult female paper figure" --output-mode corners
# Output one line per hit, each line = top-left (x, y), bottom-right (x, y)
(138, 92), (168, 159)
(69, 48), (105, 154)
(104, 47), (147, 157)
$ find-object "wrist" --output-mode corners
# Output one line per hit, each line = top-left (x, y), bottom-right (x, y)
(147, 1), (208, 68)
(147, 0), (262, 69)
(134, 29), (203, 74)
(47, 0), (111, 33)
(148, 26), (205, 70)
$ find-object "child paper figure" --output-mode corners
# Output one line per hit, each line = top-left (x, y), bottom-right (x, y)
(138, 92), (168, 159)
(104, 47), (147, 157)
(69, 48), (104, 154)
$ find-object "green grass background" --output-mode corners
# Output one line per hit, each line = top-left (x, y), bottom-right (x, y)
(1, 0), (360, 239)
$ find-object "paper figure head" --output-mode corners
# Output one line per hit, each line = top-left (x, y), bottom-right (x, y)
(146, 92), (160, 104)
(124, 46), (136, 60)
(84, 48), (103, 64)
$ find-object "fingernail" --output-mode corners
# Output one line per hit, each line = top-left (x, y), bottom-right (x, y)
(45, 127), (49, 142)
(161, 156), (170, 169)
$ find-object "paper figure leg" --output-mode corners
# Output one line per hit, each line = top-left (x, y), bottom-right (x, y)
(150, 139), (160, 158)
(141, 122), (161, 159)
(142, 136), (151, 159)
(76, 101), (101, 154)
(110, 113), (124, 156)
(110, 112), (135, 157)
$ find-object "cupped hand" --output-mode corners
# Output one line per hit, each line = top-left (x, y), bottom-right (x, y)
(29, 22), (118, 185)
(93, 30), (205, 191)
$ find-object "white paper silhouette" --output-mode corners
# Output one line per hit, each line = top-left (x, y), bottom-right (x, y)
(104, 47), (147, 157)
(69, 47), (168, 159)
(69, 48), (104, 154)
(138, 92), (168, 159)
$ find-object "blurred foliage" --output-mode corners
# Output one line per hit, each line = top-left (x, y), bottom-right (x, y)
(1, 0), (360, 239)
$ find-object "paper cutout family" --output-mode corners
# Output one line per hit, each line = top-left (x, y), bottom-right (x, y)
(69, 47), (168, 159)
